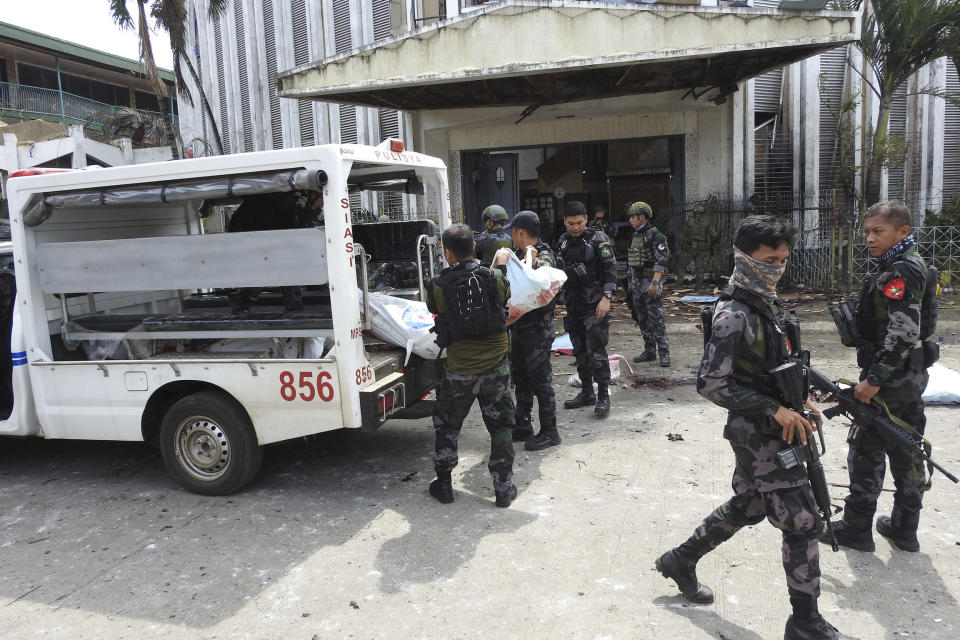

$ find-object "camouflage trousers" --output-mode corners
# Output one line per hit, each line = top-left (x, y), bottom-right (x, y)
(843, 367), (929, 531)
(630, 275), (669, 352)
(677, 243), (708, 287)
(510, 316), (557, 432)
(433, 356), (516, 492)
(676, 415), (822, 599)
(563, 303), (611, 385)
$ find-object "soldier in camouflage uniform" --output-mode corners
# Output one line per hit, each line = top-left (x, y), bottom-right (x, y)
(556, 201), (618, 416)
(427, 224), (518, 508)
(589, 205), (612, 237)
(656, 216), (841, 640)
(494, 211), (560, 450)
(677, 204), (717, 289)
(627, 202), (671, 367)
(825, 201), (936, 554)
(474, 204), (513, 263)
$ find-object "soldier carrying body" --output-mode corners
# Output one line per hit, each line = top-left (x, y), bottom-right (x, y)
(825, 201), (939, 553)
(655, 215), (842, 640)
(627, 202), (671, 367)
(474, 204), (513, 264)
(427, 224), (518, 508)
(556, 201), (618, 416)
(493, 211), (560, 451)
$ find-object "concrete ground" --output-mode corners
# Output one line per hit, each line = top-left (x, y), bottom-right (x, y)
(2, 298), (960, 640)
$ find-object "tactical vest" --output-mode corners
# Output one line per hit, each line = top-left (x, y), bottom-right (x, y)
(857, 252), (938, 344)
(701, 285), (792, 396)
(628, 225), (665, 268)
(431, 262), (506, 348)
(559, 231), (597, 278)
(479, 228), (513, 263)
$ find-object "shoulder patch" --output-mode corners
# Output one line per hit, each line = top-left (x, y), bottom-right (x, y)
(599, 243), (614, 259)
(882, 277), (906, 300)
(656, 242), (666, 251)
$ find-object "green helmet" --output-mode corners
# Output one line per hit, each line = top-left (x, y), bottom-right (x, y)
(628, 201), (653, 219)
(481, 204), (509, 223)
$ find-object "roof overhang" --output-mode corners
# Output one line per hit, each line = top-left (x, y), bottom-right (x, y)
(277, 1), (860, 111)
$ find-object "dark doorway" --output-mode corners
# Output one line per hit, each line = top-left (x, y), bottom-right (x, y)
(460, 152), (519, 230)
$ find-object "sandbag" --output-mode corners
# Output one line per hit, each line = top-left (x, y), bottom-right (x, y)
(362, 292), (444, 363)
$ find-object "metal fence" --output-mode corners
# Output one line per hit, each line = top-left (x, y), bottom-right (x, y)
(0, 81), (175, 130)
(658, 194), (960, 294)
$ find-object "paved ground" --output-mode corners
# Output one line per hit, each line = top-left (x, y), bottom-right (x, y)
(2, 299), (960, 640)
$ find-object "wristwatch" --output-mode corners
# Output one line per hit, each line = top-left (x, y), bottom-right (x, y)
(603, 291), (613, 300)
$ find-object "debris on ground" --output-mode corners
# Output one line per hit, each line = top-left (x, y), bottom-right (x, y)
(666, 433), (684, 442)
(631, 376), (697, 390)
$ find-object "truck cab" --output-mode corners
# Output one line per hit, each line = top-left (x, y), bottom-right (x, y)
(2, 142), (450, 494)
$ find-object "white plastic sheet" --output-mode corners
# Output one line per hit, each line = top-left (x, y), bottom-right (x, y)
(568, 355), (632, 387)
(363, 292), (444, 363)
(922, 363), (960, 405)
(499, 248), (567, 325)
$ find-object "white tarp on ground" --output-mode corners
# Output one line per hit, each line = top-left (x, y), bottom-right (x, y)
(923, 363), (960, 405)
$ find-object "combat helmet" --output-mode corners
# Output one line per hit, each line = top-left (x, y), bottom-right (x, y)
(481, 204), (509, 223)
(628, 201), (653, 219)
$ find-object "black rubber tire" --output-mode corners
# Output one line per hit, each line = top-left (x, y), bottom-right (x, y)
(159, 391), (263, 495)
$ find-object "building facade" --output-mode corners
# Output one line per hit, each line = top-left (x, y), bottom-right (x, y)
(178, 1), (960, 233)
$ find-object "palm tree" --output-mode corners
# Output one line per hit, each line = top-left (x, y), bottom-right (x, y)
(110, 0), (226, 156)
(856, 0), (960, 206)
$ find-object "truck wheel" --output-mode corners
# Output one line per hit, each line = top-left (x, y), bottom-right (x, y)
(159, 391), (263, 495)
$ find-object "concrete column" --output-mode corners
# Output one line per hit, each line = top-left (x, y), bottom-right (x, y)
(928, 58), (947, 217)
(786, 61), (803, 197)
(69, 125), (87, 168)
(802, 56), (820, 246)
(731, 88), (745, 205)
(743, 79), (755, 200)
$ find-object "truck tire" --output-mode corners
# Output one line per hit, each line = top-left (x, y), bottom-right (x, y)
(159, 391), (263, 495)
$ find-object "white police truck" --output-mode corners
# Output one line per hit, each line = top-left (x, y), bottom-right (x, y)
(1, 141), (450, 494)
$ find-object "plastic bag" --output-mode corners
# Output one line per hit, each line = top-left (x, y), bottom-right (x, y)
(363, 292), (444, 364)
(567, 355), (632, 387)
(922, 363), (960, 404)
(500, 247), (567, 325)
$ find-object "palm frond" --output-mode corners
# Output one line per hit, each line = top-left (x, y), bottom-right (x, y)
(110, 0), (135, 28)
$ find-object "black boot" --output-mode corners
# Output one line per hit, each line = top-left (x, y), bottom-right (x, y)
(564, 386), (596, 409)
(512, 416), (534, 442)
(876, 513), (920, 552)
(659, 350), (671, 367)
(654, 549), (714, 604)
(525, 428), (561, 451)
(785, 598), (839, 640)
(594, 384), (610, 416)
(633, 349), (656, 364)
(429, 470), (454, 504)
(495, 484), (518, 508)
(822, 521), (875, 552)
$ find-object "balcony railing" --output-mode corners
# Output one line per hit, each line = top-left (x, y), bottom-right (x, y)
(0, 81), (177, 131)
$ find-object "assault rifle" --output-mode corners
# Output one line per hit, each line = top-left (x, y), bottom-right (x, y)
(769, 360), (839, 551)
(806, 366), (959, 485)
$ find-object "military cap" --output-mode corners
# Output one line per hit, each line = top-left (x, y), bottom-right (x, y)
(481, 204), (509, 222)
(628, 201), (653, 219)
(564, 200), (587, 217)
(504, 210), (540, 235)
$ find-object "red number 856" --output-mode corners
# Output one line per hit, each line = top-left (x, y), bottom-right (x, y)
(280, 371), (334, 402)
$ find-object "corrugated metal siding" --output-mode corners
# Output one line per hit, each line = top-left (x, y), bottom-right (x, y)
(372, 0), (392, 41)
(213, 19), (231, 153)
(753, 0), (781, 7)
(377, 108), (402, 213)
(944, 63), (960, 202)
(333, 0), (357, 145)
(234, 1), (254, 152)
(291, 0), (314, 146)
(819, 47), (848, 193)
(263, 0), (283, 149)
(754, 68), (792, 196)
(887, 84), (907, 202)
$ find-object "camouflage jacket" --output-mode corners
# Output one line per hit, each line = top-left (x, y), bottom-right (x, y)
(475, 227), (513, 263)
(698, 294), (789, 420)
(556, 227), (618, 306)
(856, 248), (927, 385)
(589, 217), (612, 236)
(513, 240), (557, 327)
(685, 215), (716, 247)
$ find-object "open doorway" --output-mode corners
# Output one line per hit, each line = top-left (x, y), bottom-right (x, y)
(460, 135), (685, 252)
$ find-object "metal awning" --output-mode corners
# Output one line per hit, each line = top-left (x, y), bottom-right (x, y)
(277, 1), (860, 111)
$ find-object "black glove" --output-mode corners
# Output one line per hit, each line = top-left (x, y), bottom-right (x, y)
(564, 263), (588, 279)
